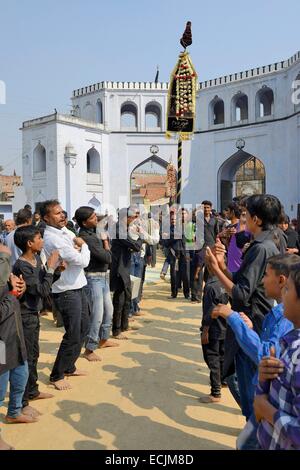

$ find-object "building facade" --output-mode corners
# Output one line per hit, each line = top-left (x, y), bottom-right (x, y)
(21, 50), (300, 217)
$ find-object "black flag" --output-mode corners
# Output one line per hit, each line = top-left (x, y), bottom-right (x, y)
(154, 66), (159, 83)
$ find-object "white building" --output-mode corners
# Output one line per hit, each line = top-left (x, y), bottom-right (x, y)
(21, 50), (300, 217)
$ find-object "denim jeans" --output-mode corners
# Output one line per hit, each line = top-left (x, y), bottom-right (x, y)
(237, 413), (260, 450)
(50, 288), (90, 382)
(235, 348), (257, 419)
(0, 362), (29, 418)
(85, 274), (113, 350)
(225, 373), (241, 408)
(130, 253), (144, 316)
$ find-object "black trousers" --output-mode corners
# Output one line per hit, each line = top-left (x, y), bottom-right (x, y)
(190, 262), (204, 301)
(50, 289), (90, 382)
(202, 338), (225, 397)
(22, 313), (40, 406)
(112, 277), (132, 336)
(170, 254), (190, 298)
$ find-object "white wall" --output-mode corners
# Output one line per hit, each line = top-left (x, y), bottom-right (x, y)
(22, 121), (58, 207)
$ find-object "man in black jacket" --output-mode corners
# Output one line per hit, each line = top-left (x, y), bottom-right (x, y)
(161, 209), (190, 299)
(75, 206), (117, 361)
(110, 208), (143, 339)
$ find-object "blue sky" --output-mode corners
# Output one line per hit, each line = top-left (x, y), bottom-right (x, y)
(1, 0), (300, 174)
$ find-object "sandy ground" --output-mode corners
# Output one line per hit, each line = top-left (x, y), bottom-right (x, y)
(1, 261), (244, 450)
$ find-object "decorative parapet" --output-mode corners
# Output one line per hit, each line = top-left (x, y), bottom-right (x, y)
(72, 50), (300, 97)
(72, 81), (169, 97)
(22, 113), (105, 130)
(199, 50), (300, 90)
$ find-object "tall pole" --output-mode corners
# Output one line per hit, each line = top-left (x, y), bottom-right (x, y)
(176, 138), (182, 204)
(166, 21), (197, 207)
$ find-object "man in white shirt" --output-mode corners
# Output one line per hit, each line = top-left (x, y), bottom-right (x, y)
(40, 200), (90, 390)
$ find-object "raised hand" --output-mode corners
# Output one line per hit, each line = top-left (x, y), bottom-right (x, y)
(258, 347), (284, 382)
(213, 239), (227, 269)
(211, 303), (232, 319)
(205, 246), (219, 273)
(9, 273), (20, 291)
(9, 273), (26, 296)
(239, 312), (253, 329)
(16, 274), (26, 296)
(74, 237), (86, 248)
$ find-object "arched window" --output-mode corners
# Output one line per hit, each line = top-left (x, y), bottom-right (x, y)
(145, 102), (161, 129)
(84, 103), (94, 122)
(96, 100), (103, 124)
(232, 93), (248, 122)
(256, 87), (274, 117)
(73, 105), (81, 117)
(210, 97), (224, 125)
(293, 72), (300, 111)
(87, 148), (100, 174)
(33, 143), (46, 173)
(121, 102), (138, 129)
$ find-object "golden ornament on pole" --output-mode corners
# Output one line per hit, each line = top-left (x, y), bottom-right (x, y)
(166, 21), (198, 203)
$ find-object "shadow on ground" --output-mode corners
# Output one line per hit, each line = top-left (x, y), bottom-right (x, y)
(55, 401), (233, 450)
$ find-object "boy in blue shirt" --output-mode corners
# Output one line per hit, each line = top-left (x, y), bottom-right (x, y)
(211, 253), (299, 448)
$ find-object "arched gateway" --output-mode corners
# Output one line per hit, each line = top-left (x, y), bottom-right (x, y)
(218, 149), (266, 210)
(130, 155), (169, 206)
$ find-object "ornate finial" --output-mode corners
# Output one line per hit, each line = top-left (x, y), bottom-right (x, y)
(180, 21), (192, 50)
(150, 145), (159, 155)
(236, 138), (245, 150)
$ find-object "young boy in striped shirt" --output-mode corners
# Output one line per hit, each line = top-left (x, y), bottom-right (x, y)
(254, 262), (300, 450)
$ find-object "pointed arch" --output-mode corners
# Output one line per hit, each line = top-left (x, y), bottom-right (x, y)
(84, 102), (94, 121)
(130, 155), (174, 205)
(121, 102), (138, 129)
(218, 150), (265, 210)
(232, 92), (248, 122)
(209, 96), (225, 125)
(256, 87), (274, 117)
(145, 101), (162, 129)
(33, 143), (46, 173)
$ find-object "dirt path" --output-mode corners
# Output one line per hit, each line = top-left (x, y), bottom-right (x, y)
(2, 263), (244, 450)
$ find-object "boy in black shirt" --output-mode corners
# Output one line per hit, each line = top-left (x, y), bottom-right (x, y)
(206, 194), (281, 419)
(200, 275), (228, 403)
(13, 226), (59, 405)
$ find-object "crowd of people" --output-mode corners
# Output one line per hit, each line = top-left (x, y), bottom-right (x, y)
(157, 195), (300, 450)
(0, 194), (300, 451)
